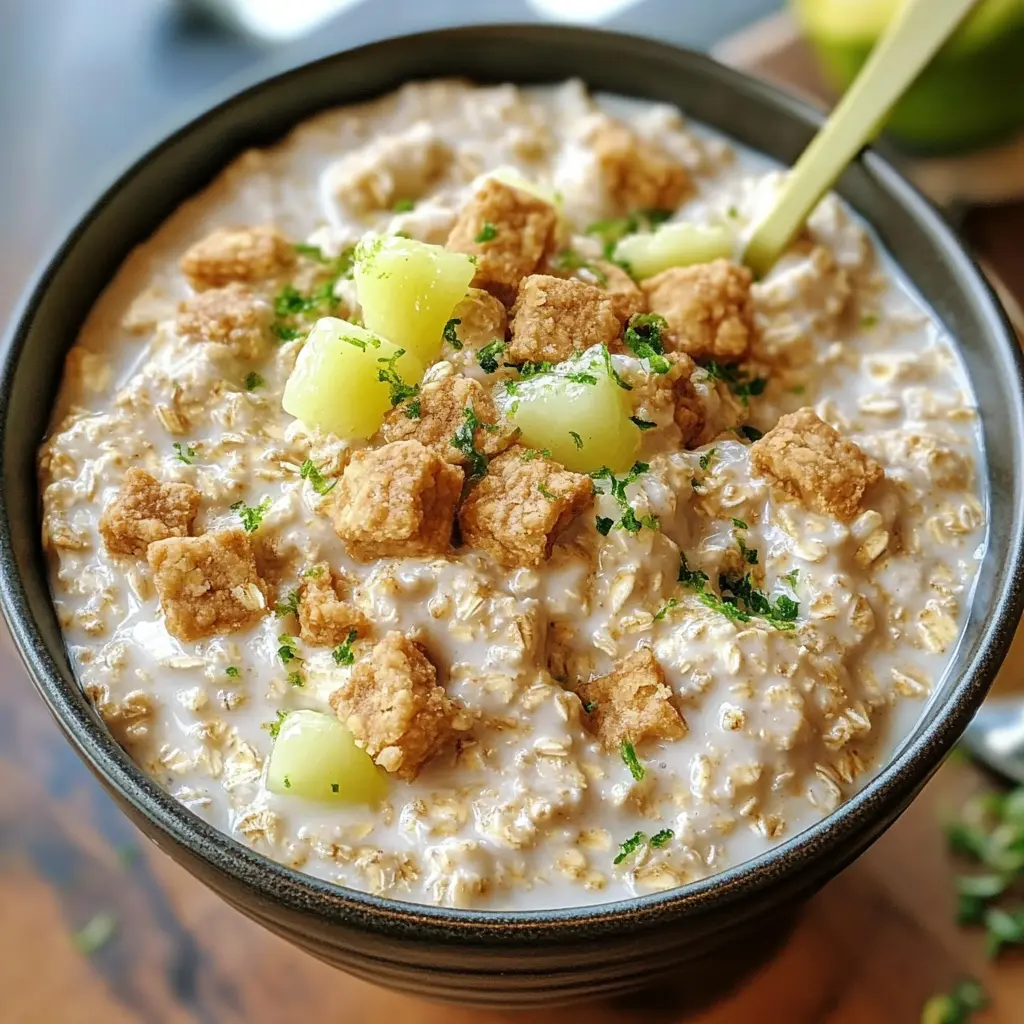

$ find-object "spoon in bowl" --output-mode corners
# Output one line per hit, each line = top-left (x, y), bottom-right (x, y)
(744, 0), (981, 277)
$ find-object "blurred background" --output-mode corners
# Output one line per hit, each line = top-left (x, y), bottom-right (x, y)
(3, 1), (1024, 1021)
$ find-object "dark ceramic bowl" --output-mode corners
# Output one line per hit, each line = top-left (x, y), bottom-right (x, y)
(2, 24), (1023, 1011)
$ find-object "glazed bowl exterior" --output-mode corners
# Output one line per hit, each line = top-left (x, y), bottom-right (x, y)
(2, 25), (1023, 1010)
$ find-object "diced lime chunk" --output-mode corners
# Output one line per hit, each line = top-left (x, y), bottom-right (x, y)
(499, 347), (640, 473)
(354, 235), (475, 364)
(266, 709), (387, 804)
(614, 223), (736, 280)
(282, 317), (423, 439)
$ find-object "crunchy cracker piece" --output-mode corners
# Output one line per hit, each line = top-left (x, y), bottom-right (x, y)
(578, 647), (687, 751)
(175, 282), (270, 358)
(669, 354), (707, 448)
(147, 529), (268, 642)
(179, 225), (293, 291)
(750, 407), (884, 522)
(589, 119), (693, 214)
(459, 446), (593, 569)
(99, 468), (200, 559)
(297, 561), (369, 647)
(508, 274), (621, 365)
(642, 259), (755, 362)
(449, 288), (508, 350)
(380, 375), (512, 464)
(329, 631), (460, 780)
(333, 440), (463, 561)
(446, 179), (558, 305)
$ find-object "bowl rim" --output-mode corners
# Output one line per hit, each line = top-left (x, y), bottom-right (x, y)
(3, 23), (1023, 941)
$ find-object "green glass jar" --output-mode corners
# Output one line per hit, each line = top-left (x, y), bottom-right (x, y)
(791, 0), (1024, 153)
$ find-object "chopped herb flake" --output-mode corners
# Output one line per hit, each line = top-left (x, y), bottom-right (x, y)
(620, 739), (645, 781)
(377, 348), (420, 411)
(591, 462), (658, 535)
(393, 198), (415, 212)
(921, 979), (987, 1024)
(678, 553), (710, 591)
(537, 482), (558, 501)
(283, 775), (292, 788)
(300, 458), (337, 496)
(564, 371), (599, 385)
(74, 912), (117, 954)
(173, 442), (196, 465)
(701, 360), (767, 405)
(450, 406), (489, 481)
(277, 634), (301, 666)
(265, 710), (290, 740)
(623, 313), (671, 374)
(731, 518), (748, 529)
(582, 700), (598, 714)
(569, 431), (584, 449)
(274, 590), (300, 619)
(653, 598), (680, 622)
(475, 222), (498, 243)
(230, 497), (271, 533)
(630, 416), (657, 431)
(332, 629), (359, 666)
(331, 782), (340, 793)
(286, 671), (304, 688)
(225, 666), (241, 678)
(244, 371), (265, 391)
(600, 344), (632, 391)
(520, 448), (552, 462)
(595, 516), (614, 536)
(650, 828), (674, 848)
(698, 448), (717, 472)
(614, 831), (646, 865)
(443, 317), (463, 350)
(477, 339), (506, 374)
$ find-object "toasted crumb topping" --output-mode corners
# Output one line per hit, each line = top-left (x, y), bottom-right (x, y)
(99, 468), (200, 559)
(668, 355), (707, 448)
(380, 375), (513, 464)
(298, 561), (369, 647)
(642, 259), (755, 362)
(330, 631), (462, 780)
(147, 529), (268, 641)
(449, 288), (508, 350)
(446, 179), (558, 305)
(333, 440), (464, 561)
(578, 647), (687, 750)
(508, 274), (621, 365)
(588, 118), (693, 214)
(750, 407), (884, 522)
(175, 282), (270, 358)
(458, 446), (593, 568)
(180, 225), (294, 291)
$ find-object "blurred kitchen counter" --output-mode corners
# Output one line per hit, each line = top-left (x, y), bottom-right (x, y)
(4, 3), (1024, 1021)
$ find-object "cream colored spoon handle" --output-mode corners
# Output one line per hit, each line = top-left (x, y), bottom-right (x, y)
(744, 0), (980, 277)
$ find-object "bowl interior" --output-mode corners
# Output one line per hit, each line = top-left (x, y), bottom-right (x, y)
(2, 25), (1023, 934)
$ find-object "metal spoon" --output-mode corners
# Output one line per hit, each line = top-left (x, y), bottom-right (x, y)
(745, 0), (981, 276)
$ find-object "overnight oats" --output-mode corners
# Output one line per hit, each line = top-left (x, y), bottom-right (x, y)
(38, 80), (986, 910)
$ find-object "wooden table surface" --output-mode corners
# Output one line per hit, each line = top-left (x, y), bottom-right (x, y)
(6, 28), (1024, 1024)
